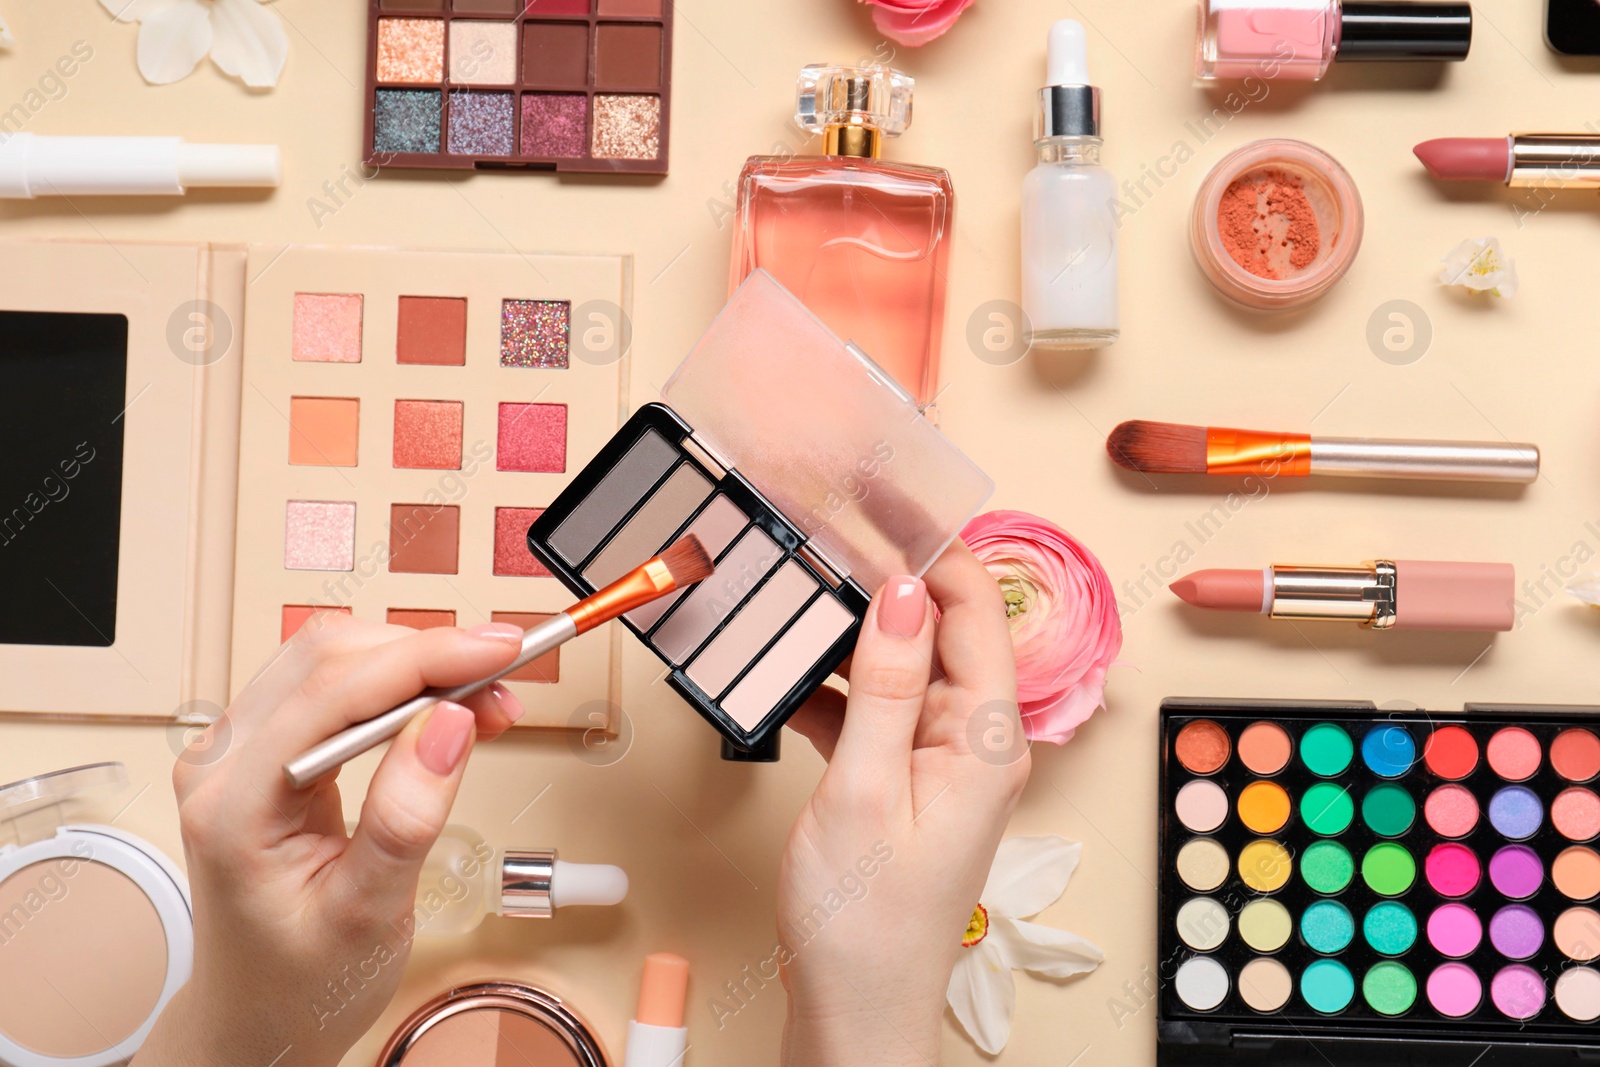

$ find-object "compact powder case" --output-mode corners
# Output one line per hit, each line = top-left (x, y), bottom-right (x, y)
(528, 271), (993, 761)
(377, 980), (608, 1067)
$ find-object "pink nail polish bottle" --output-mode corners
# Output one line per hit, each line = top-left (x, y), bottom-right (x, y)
(1195, 0), (1472, 81)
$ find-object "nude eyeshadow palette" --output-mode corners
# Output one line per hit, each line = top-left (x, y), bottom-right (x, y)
(1158, 698), (1600, 1065)
(365, 0), (672, 175)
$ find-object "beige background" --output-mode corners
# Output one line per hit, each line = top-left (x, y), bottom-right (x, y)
(3, 0), (1600, 1063)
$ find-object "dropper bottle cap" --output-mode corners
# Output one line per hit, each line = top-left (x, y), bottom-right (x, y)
(499, 849), (629, 918)
(1037, 20), (1100, 141)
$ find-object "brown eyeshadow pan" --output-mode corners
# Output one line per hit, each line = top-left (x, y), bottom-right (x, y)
(364, 0), (672, 174)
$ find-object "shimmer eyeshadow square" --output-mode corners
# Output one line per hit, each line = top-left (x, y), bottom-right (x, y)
(374, 89), (443, 153)
(292, 293), (363, 362)
(393, 399), (463, 470)
(284, 501), (356, 571)
(396, 296), (467, 365)
(494, 506), (550, 576)
(523, 22), (589, 87)
(288, 397), (360, 467)
(449, 20), (518, 85)
(447, 90), (515, 156)
(389, 503), (461, 574)
(497, 402), (567, 472)
(520, 93), (587, 157)
(500, 299), (569, 368)
(387, 608), (457, 629)
(280, 605), (351, 642)
(595, 23), (661, 89)
(376, 18), (445, 83)
(591, 94), (659, 160)
(490, 611), (561, 680)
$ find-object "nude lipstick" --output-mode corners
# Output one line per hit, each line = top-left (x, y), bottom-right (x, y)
(1415, 135), (1600, 188)
(624, 952), (690, 1067)
(1171, 560), (1515, 632)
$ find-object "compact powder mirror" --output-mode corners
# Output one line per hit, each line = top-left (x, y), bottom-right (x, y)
(377, 981), (608, 1067)
(0, 763), (192, 1067)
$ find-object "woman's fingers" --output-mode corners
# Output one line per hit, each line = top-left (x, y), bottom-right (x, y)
(917, 544), (1020, 751)
(334, 701), (477, 919)
(786, 685), (847, 762)
(825, 576), (935, 801)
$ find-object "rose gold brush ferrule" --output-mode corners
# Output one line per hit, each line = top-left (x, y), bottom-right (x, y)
(566, 558), (678, 634)
(1508, 135), (1600, 189)
(1206, 428), (1313, 476)
(1268, 563), (1397, 628)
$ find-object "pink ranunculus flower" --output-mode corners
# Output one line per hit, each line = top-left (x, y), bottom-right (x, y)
(959, 510), (1122, 744)
(860, 0), (976, 47)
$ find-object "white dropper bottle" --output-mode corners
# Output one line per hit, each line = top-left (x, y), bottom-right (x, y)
(1021, 20), (1119, 349)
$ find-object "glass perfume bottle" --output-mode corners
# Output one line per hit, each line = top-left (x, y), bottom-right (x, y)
(410, 824), (628, 937)
(1021, 19), (1119, 349)
(730, 64), (953, 408)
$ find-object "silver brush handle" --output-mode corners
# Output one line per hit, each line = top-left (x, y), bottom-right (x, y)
(283, 613), (578, 789)
(1311, 438), (1540, 483)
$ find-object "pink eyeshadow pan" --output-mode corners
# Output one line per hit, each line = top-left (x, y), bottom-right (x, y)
(627, 494), (749, 630)
(721, 594), (853, 731)
(1425, 784), (1480, 838)
(651, 526), (782, 664)
(284, 500), (356, 571)
(497, 402), (568, 472)
(685, 560), (818, 699)
(494, 507), (550, 576)
(393, 399), (464, 469)
(1488, 726), (1542, 781)
(292, 293), (363, 362)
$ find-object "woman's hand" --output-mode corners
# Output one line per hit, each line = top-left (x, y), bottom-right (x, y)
(778, 543), (1029, 1066)
(132, 614), (525, 1067)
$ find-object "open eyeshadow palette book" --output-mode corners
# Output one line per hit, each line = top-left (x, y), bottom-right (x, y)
(1158, 698), (1600, 1065)
(0, 239), (629, 732)
(527, 270), (994, 761)
(365, 0), (672, 175)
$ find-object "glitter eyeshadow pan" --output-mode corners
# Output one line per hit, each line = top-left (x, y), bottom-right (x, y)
(1159, 700), (1600, 1065)
(364, 0), (673, 174)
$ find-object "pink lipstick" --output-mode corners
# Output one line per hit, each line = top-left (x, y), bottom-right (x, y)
(1172, 561), (1515, 632)
(1415, 135), (1600, 188)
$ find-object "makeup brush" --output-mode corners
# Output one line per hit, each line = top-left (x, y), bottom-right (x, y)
(283, 535), (714, 789)
(1106, 420), (1539, 484)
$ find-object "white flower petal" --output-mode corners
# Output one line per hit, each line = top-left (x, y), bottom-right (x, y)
(992, 916), (1105, 978)
(134, 0), (212, 84)
(1569, 575), (1600, 608)
(1439, 237), (1517, 298)
(208, 0), (287, 88)
(946, 939), (1016, 1055)
(0, 13), (12, 48)
(100, 0), (185, 22)
(981, 835), (1081, 918)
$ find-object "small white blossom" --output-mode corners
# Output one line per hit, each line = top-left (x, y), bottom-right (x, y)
(1439, 237), (1518, 297)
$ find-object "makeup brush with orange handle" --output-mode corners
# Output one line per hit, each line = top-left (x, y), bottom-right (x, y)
(283, 535), (714, 789)
(1107, 420), (1540, 484)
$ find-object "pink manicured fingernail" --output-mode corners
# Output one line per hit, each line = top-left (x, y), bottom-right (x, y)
(878, 575), (927, 636)
(469, 622), (523, 642)
(491, 682), (525, 724)
(418, 702), (475, 776)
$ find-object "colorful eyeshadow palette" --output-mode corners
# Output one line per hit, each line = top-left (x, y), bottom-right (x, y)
(232, 245), (630, 730)
(365, 0), (672, 175)
(527, 271), (993, 760)
(1159, 698), (1600, 1064)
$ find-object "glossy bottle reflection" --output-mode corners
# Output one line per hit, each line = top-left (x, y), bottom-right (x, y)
(731, 65), (952, 408)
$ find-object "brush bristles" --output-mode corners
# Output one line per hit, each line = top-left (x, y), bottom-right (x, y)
(1106, 420), (1209, 474)
(658, 535), (714, 587)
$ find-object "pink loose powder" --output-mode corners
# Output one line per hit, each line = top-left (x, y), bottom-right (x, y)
(1216, 167), (1321, 280)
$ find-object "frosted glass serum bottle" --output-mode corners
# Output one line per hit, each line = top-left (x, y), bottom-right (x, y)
(1021, 20), (1119, 349)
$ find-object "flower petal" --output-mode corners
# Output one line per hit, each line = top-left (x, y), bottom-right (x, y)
(134, 0), (212, 84)
(993, 916), (1105, 978)
(869, 0), (975, 47)
(0, 12), (12, 47)
(208, 0), (287, 88)
(100, 0), (185, 23)
(982, 835), (1081, 918)
(1569, 575), (1600, 608)
(946, 939), (1015, 1055)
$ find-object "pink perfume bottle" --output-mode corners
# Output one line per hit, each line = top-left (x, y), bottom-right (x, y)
(730, 65), (953, 408)
(1195, 0), (1471, 81)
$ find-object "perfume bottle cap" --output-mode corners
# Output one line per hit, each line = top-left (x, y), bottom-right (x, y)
(1038, 20), (1100, 140)
(795, 64), (913, 138)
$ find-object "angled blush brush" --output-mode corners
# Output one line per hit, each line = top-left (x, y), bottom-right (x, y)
(1107, 420), (1539, 484)
(283, 535), (714, 789)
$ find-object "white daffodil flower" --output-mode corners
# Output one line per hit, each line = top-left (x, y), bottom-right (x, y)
(1439, 236), (1518, 297)
(1568, 574), (1600, 609)
(947, 835), (1104, 1054)
(99, 0), (287, 89)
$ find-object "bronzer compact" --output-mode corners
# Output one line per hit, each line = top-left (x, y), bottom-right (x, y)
(527, 271), (993, 760)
